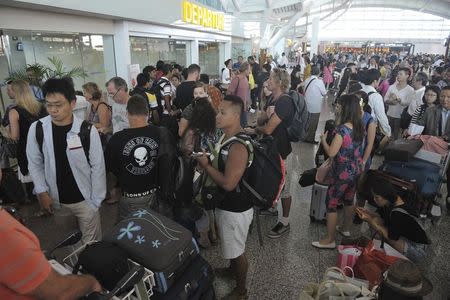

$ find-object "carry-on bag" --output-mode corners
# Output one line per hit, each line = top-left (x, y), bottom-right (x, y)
(152, 255), (215, 300)
(384, 139), (423, 162)
(103, 209), (200, 293)
(310, 183), (328, 222)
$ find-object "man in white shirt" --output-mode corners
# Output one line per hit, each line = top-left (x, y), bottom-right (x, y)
(362, 69), (392, 138)
(384, 67), (415, 139)
(106, 77), (130, 134)
(404, 72), (428, 129)
(302, 66), (327, 143)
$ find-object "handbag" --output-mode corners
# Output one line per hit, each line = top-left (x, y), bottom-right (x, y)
(315, 158), (333, 185)
(353, 240), (400, 288)
(337, 246), (362, 275)
(299, 168), (317, 187)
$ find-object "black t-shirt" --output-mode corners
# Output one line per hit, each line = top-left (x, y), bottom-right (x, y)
(53, 123), (84, 204)
(175, 81), (196, 111)
(106, 125), (160, 194)
(267, 95), (295, 159)
(376, 204), (430, 245)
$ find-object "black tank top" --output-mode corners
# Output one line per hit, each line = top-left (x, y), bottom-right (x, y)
(216, 136), (253, 212)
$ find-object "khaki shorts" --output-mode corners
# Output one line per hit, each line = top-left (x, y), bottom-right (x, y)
(215, 208), (253, 260)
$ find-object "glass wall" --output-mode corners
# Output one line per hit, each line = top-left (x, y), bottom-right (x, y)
(130, 37), (188, 70)
(231, 38), (252, 60)
(199, 41), (220, 77)
(2, 30), (116, 92)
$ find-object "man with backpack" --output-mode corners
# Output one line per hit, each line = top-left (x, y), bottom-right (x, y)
(196, 95), (253, 300)
(26, 78), (106, 244)
(105, 95), (176, 220)
(246, 68), (295, 239)
(302, 66), (327, 144)
(129, 73), (159, 124)
(362, 69), (392, 139)
(174, 64), (201, 112)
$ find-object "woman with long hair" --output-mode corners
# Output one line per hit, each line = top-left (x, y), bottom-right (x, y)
(312, 94), (365, 249)
(179, 97), (219, 248)
(7, 80), (46, 202)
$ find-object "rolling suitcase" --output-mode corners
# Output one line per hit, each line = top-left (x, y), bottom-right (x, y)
(152, 255), (215, 300)
(310, 183), (328, 222)
(103, 209), (200, 293)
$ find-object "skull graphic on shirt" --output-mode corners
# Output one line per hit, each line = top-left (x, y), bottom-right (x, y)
(134, 147), (148, 166)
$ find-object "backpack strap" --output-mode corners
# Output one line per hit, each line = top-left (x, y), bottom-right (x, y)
(35, 120), (91, 165)
(79, 121), (92, 166)
(35, 120), (44, 154)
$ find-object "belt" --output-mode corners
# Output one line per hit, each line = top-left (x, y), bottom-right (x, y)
(122, 188), (157, 198)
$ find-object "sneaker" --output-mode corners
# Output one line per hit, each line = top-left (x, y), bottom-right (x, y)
(259, 207), (278, 216)
(267, 222), (290, 239)
(222, 288), (248, 300)
(249, 108), (256, 114)
(336, 225), (351, 237)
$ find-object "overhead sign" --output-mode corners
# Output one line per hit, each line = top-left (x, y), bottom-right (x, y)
(182, 1), (225, 31)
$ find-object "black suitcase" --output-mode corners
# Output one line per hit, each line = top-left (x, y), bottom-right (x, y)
(384, 139), (423, 162)
(152, 255), (215, 300)
(103, 209), (199, 293)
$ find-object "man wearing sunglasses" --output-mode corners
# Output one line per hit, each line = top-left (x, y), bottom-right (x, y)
(106, 77), (130, 134)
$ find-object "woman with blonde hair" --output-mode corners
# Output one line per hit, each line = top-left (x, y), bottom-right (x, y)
(82, 82), (112, 134)
(7, 79), (47, 201)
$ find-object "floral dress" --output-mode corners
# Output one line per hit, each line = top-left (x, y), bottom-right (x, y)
(326, 124), (364, 212)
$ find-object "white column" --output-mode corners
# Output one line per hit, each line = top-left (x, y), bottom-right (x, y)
(191, 38), (199, 64)
(310, 16), (320, 56)
(113, 20), (131, 84)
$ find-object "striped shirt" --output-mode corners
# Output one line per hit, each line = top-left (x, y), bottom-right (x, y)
(0, 210), (51, 299)
(410, 104), (430, 126)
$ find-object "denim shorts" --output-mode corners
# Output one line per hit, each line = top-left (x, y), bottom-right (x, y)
(403, 239), (431, 263)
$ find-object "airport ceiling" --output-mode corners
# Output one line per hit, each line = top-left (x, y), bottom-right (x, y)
(221, 0), (450, 21)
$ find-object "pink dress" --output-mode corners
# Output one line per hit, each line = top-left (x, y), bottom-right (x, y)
(323, 66), (333, 84)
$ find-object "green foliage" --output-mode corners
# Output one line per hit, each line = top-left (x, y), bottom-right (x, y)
(6, 56), (87, 85)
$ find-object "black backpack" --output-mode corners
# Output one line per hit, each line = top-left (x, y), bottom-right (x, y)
(221, 134), (284, 210)
(221, 134), (284, 246)
(35, 119), (92, 165)
(73, 241), (130, 292)
(286, 90), (310, 142)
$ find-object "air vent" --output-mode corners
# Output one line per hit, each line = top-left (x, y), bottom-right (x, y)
(273, 3), (302, 14)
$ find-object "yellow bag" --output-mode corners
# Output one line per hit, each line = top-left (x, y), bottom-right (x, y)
(249, 72), (255, 90)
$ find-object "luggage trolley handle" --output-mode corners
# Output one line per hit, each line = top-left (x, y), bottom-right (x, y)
(81, 265), (145, 300)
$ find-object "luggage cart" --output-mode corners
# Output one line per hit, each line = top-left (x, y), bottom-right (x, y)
(413, 146), (450, 205)
(62, 241), (155, 300)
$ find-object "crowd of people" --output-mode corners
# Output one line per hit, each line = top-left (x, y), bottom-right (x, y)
(0, 49), (449, 299)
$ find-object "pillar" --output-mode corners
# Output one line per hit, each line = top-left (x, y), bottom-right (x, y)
(311, 16), (320, 56)
(113, 20), (131, 85)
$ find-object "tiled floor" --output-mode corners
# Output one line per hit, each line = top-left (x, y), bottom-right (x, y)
(19, 94), (450, 300)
